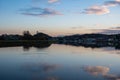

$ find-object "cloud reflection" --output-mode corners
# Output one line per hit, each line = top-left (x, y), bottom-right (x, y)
(22, 63), (61, 73)
(22, 62), (61, 80)
(42, 63), (60, 72)
(83, 65), (120, 80)
(104, 74), (120, 80)
(83, 66), (110, 76)
(45, 76), (59, 80)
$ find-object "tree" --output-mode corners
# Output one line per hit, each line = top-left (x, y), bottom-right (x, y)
(23, 31), (33, 40)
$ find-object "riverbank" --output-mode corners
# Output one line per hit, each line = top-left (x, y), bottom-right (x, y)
(0, 40), (52, 48)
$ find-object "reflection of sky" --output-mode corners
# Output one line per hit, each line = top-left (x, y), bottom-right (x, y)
(22, 62), (61, 73)
(22, 62), (61, 80)
(83, 65), (120, 80)
(83, 66), (110, 76)
(0, 44), (120, 80)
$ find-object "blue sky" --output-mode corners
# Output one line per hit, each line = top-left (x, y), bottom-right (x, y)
(0, 0), (120, 36)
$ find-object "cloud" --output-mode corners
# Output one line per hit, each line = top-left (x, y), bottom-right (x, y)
(32, 0), (59, 4)
(83, 26), (120, 34)
(104, 0), (120, 7)
(20, 7), (62, 16)
(71, 26), (84, 29)
(48, 0), (59, 3)
(99, 26), (120, 34)
(100, 29), (120, 34)
(82, 5), (110, 15)
(32, 0), (43, 3)
(111, 26), (120, 29)
(82, 0), (120, 15)
(83, 66), (110, 76)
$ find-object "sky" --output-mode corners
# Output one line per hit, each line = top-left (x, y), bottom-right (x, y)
(0, 0), (120, 36)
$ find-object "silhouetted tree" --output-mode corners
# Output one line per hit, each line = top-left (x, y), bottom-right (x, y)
(23, 31), (33, 40)
(0, 35), (4, 40)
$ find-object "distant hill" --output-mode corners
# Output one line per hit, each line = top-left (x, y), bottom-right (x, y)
(33, 32), (52, 40)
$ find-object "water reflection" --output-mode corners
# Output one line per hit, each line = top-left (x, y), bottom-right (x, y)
(0, 41), (52, 51)
(22, 43), (51, 51)
(83, 65), (120, 80)
(104, 74), (120, 80)
(55, 42), (120, 50)
(45, 76), (59, 80)
(0, 44), (120, 80)
(83, 66), (110, 76)
(22, 62), (61, 80)
(0, 41), (120, 50)
(22, 63), (61, 73)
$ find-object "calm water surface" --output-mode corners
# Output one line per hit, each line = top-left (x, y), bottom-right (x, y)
(0, 44), (120, 80)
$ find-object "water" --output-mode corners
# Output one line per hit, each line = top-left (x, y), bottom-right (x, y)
(0, 44), (120, 80)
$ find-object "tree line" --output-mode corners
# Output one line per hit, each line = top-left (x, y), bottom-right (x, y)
(0, 31), (52, 41)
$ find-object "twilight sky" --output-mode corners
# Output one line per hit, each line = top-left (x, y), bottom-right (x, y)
(0, 0), (120, 36)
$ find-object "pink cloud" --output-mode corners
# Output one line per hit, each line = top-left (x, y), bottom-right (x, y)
(83, 5), (110, 15)
(104, 0), (120, 7)
(48, 0), (59, 3)
(82, 0), (120, 15)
